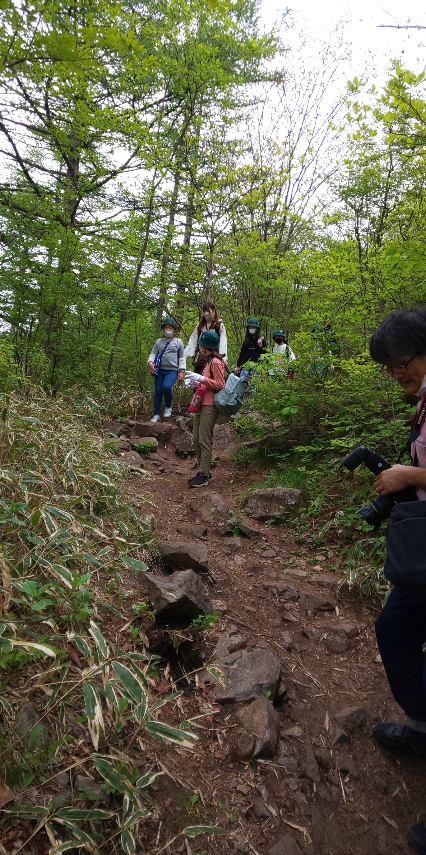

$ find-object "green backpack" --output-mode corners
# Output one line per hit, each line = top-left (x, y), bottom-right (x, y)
(214, 372), (248, 416)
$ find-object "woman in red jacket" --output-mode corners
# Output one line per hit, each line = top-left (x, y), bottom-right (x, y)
(185, 330), (225, 487)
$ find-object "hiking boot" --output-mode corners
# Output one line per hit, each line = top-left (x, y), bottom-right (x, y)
(408, 819), (426, 854)
(372, 721), (426, 755)
(150, 415), (161, 423)
(188, 472), (210, 488)
(163, 407), (172, 418)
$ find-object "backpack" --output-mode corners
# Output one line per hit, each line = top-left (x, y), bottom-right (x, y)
(214, 372), (248, 416)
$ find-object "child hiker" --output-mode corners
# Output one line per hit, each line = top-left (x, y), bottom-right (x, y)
(147, 317), (185, 422)
(235, 318), (267, 397)
(271, 329), (296, 379)
(184, 330), (225, 487)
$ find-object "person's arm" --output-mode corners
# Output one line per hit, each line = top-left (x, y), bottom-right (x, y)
(184, 326), (198, 358)
(147, 340), (158, 364)
(200, 359), (225, 391)
(259, 337), (267, 355)
(148, 340), (159, 374)
(375, 465), (426, 495)
(177, 339), (185, 379)
(236, 342), (246, 368)
(219, 322), (227, 362)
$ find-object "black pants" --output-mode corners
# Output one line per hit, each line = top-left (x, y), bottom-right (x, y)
(375, 583), (426, 722)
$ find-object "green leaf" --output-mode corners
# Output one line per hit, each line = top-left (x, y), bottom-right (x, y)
(45, 504), (73, 523)
(0, 695), (12, 714)
(121, 828), (136, 855)
(144, 720), (197, 748)
(135, 769), (163, 788)
(73, 636), (92, 659)
(112, 661), (147, 708)
(56, 807), (113, 821)
(121, 555), (148, 572)
(183, 825), (225, 837)
(93, 757), (135, 797)
(89, 472), (112, 486)
(88, 621), (109, 659)
(83, 683), (104, 751)
(30, 508), (41, 527)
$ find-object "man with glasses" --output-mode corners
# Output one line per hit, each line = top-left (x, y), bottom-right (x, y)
(370, 307), (426, 855)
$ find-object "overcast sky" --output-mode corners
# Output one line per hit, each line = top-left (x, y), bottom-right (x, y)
(261, 0), (426, 87)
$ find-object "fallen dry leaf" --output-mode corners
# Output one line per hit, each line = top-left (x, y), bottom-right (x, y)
(0, 784), (14, 807)
(382, 814), (399, 831)
(66, 642), (82, 668)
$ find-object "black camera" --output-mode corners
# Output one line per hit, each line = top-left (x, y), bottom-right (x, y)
(339, 445), (417, 528)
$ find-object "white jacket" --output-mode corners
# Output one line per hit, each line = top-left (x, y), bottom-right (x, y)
(184, 319), (227, 362)
(272, 343), (296, 360)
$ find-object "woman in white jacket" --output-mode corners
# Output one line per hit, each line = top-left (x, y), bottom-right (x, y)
(184, 301), (227, 373)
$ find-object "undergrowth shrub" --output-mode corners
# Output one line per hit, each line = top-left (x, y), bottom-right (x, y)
(235, 350), (414, 598)
(0, 391), (221, 854)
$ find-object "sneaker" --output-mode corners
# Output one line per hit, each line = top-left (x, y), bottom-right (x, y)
(372, 721), (426, 756)
(188, 472), (210, 488)
(409, 820), (426, 854)
(163, 407), (172, 418)
(150, 415), (161, 423)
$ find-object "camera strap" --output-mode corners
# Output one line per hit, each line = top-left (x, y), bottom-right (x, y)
(404, 396), (426, 466)
(410, 396), (426, 442)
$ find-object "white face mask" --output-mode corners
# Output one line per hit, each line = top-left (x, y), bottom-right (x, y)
(163, 328), (173, 338)
(248, 328), (257, 335)
(203, 312), (212, 320)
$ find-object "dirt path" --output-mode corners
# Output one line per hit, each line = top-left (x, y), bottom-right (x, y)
(128, 418), (426, 855)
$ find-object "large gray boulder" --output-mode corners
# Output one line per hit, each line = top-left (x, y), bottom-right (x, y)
(131, 422), (172, 439)
(190, 491), (230, 524)
(234, 695), (280, 760)
(243, 488), (305, 520)
(120, 450), (144, 468)
(159, 541), (209, 574)
(130, 436), (158, 454)
(175, 431), (195, 456)
(140, 570), (213, 627)
(211, 644), (281, 703)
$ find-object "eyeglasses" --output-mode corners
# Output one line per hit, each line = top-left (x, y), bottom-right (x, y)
(381, 354), (417, 375)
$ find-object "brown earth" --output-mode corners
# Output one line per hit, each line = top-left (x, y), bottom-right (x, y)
(125, 415), (426, 855)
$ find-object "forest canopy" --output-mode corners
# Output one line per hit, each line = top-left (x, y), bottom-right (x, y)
(0, 1), (425, 394)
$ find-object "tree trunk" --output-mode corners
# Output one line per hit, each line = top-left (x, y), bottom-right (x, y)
(106, 181), (156, 382)
(156, 167), (182, 324)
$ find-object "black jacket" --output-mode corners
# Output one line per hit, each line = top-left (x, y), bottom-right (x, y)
(236, 336), (267, 367)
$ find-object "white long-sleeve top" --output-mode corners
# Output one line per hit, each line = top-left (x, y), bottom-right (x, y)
(184, 319), (227, 362)
(272, 342), (296, 360)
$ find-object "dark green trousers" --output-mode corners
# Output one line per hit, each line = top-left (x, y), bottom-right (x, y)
(193, 405), (218, 475)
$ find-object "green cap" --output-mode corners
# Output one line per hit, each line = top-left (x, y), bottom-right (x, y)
(247, 318), (260, 329)
(273, 329), (285, 338)
(161, 316), (176, 329)
(198, 330), (220, 350)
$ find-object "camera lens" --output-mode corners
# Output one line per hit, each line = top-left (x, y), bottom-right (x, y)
(357, 495), (395, 528)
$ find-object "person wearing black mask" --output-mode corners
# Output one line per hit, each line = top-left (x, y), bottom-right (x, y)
(235, 318), (267, 374)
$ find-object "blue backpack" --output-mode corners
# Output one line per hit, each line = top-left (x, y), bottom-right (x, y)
(214, 372), (248, 416)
